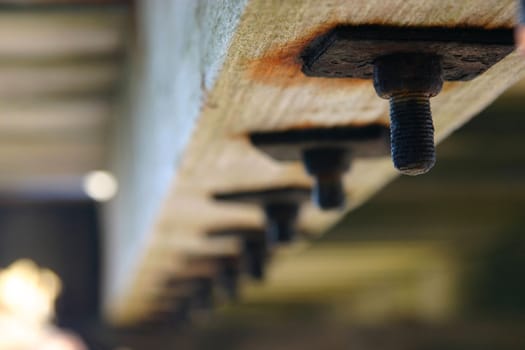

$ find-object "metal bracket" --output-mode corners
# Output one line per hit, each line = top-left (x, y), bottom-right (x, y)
(208, 227), (269, 281)
(301, 25), (514, 80)
(213, 186), (310, 243)
(249, 125), (390, 210)
(300, 25), (514, 177)
(250, 124), (390, 160)
(185, 254), (241, 302)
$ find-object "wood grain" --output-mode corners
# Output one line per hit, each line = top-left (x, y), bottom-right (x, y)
(105, 0), (525, 324)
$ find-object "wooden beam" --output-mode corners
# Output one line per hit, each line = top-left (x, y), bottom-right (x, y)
(104, 0), (525, 324)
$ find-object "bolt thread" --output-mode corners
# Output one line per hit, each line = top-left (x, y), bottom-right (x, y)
(264, 203), (299, 243)
(389, 93), (436, 175)
(218, 263), (239, 301)
(244, 240), (266, 281)
(302, 148), (350, 210)
(192, 279), (214, 311)
(266, 218), (294, 243)
(313, 174), (346, 210)
(173, 298), (191, 324)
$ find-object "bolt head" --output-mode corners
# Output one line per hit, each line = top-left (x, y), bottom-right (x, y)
(302, 147), (351, 176)
(373, 53), (443, 99)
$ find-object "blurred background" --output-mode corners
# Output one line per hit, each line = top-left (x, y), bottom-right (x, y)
(2, 56), (524, 350)
(0, 1), (524, 349)
(159, 88), (525, 350)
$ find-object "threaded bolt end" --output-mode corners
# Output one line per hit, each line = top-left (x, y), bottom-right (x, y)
(302, 148), (350, 210)
(263, 203), (299, 243)
(313, 174), (346, 210)
(218, 261), (239, 301)
(243, 239), (266, 281)
(389, 93), (435, 175)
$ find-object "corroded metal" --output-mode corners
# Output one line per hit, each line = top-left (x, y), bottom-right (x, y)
(302, 25), (514, 81)
(208, 227), (269, 281)
(213, 186), (310, 243)
(250, 125), (390, 209)
(301, 25), (513, 176)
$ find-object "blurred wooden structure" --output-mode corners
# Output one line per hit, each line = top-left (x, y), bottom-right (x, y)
(0, 0), (128, 197)
(0, 0), (524, 331)
(105, 0), (525, 324)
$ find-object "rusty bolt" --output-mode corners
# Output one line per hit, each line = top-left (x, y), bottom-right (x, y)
(373, 53), (443, 175)
(263, 202), (299, 243)
(191, 277), (214, 311)
(213, 187), (309, 244)
(302, 147), (350, 209)
(243, 238), (267, 281)
(216, 258), (240, 301)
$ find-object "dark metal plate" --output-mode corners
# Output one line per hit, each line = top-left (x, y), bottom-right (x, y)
(250, 124), (390, 162)
(213, 186), (311, 205)
(207, 227), (266, 241)
(302, 26), (514, 81)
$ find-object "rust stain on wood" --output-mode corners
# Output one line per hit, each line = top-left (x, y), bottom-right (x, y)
(247, 20), (512, 90)
(247, 23), (368, 89)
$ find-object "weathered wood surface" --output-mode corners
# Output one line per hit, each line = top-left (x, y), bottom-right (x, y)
(105, 0), (525, 324)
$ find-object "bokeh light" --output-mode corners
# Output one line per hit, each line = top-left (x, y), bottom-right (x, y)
(83, 170), (118, 202)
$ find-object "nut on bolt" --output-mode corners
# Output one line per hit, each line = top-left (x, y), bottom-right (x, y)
(373, 53), (443, 175)
(249, 126), (389, 211)
(301, 25), (513, 177)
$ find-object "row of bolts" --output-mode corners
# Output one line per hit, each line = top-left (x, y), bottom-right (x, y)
(149, 5), (525, 325)
(153, 53), (444, 325)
